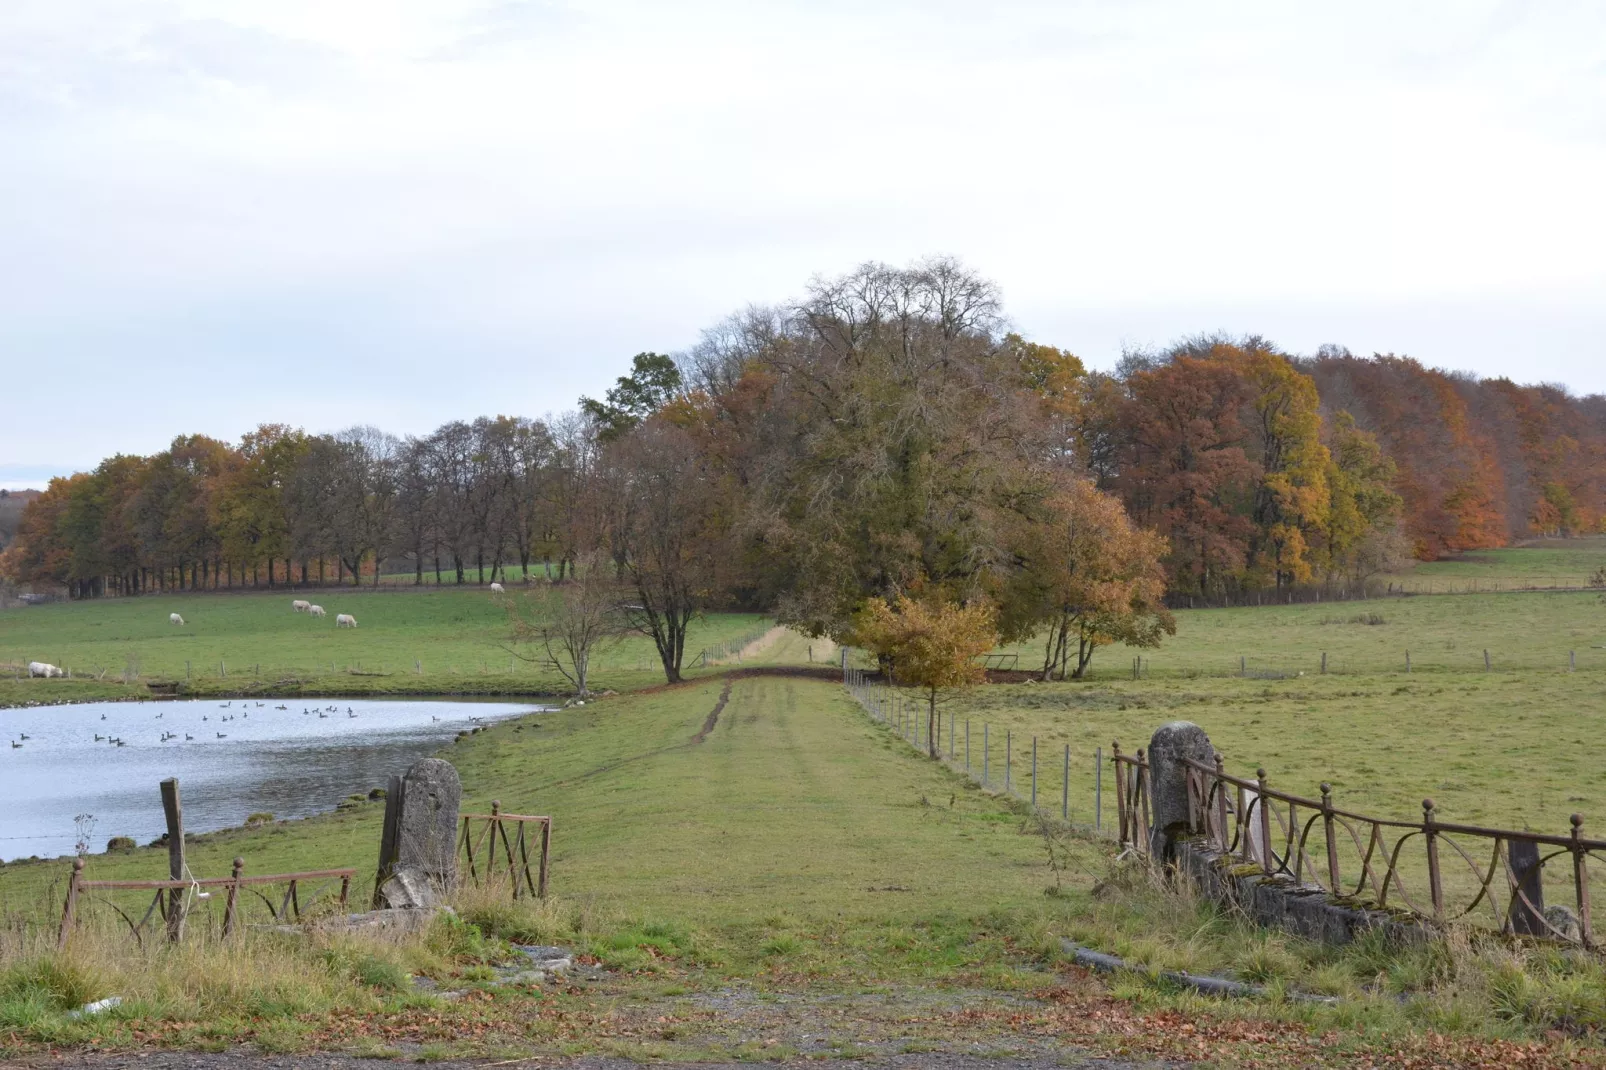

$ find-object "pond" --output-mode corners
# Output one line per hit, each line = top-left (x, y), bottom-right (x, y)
(0, 697), (546, 861)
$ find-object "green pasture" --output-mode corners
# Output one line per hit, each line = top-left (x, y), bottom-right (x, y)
(1383, 536), (1606, 593)
(994, 588), (1606, 680)
(5, 670), (1605, 1058)
(0, 676), (1095, 969)
(0, 588), (770, 700)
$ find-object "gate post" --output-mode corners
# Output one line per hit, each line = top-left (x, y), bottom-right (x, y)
(1146, 722), (1216, 863)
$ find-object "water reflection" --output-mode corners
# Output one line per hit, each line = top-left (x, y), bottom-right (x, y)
(0, 698), (544, 860)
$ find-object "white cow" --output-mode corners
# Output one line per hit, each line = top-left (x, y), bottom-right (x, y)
(489, 582), (504, 593)
(28, 661), (64, 678)
(292, 599), (311, 613)
(335, 613), (357, 628)
(170, 613), (185, 626)
(308, 605), (326, 618)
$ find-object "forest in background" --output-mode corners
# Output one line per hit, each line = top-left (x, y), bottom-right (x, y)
(3, 259), (1604, 675)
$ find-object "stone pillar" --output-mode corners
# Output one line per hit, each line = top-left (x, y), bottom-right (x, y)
(375, 758), (461, 910)
(1146, 721), (1215, 863)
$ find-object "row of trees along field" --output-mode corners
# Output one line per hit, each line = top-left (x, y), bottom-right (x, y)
(4, 259), (1605, 681)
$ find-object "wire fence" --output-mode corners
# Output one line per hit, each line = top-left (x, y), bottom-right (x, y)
(842, 662), (1110, 835)
(688, 624), (775, 668)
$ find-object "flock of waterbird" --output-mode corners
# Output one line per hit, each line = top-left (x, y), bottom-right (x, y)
(8, 700), (371, 750)
(10, 597), (503, 751)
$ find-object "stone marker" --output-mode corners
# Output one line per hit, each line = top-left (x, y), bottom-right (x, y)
(374, 758), (461, 910)
(1146, 721), (1216, 862)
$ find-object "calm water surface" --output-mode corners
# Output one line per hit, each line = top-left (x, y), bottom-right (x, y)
(0, 698), (545, 860)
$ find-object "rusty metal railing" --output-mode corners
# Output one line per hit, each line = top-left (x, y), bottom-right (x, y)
(457, 802), (550, 900)
(1111, 742), (1152, 854)
(1112, 742), (1603, 948)
(58, 858), (354, 949)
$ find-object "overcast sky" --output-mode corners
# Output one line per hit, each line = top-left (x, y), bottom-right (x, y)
(3, 0), (1604, 489)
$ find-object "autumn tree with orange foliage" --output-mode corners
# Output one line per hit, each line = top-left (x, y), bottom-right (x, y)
(999, 479), (1175, 680)
(851, 593), (998, 757)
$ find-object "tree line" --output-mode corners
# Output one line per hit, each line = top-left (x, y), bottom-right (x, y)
(5, 258), (1603, 682)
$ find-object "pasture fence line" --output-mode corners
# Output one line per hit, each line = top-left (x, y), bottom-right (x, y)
(58, 858), (355, 949)
(841, 661), (1107, 834)
(1169, 574), (1606, 608)
(1112, 744), (1603, 949)
(689, 624), (776, 669)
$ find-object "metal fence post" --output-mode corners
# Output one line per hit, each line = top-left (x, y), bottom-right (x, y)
(1573, 814), (1593, 948)
(1031, 737), (1038, 809)
(965, 720), (971, 773)
(1095, 746), (1102, 831)
(1423, 798), (1443, 920)
(1321, 783), (1339, 892)
(1062, 744), (1069, 821)
(1112, 742), (1125, 842)
(1256, 768), (1273, 873)
(1005, 729), (1012, 793)
(983, 723), (989, 786)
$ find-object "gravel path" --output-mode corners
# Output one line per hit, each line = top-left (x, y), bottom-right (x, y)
(18, 1053), (1170, 1070)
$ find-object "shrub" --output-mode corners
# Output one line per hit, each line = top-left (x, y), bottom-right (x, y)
(244, 813), (274, 827)
(105, 836), (135, 852)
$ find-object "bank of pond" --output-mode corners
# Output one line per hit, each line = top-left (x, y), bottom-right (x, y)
(0, 697), (545, 861)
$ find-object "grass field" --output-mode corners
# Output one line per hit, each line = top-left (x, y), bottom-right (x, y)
(993, 588), (1606, 680)
(4, 555), (1606, 1060)
(0, 587), (770, 701)
(1382, 536), (1606, 593)
(5, 675), (1605, 1064)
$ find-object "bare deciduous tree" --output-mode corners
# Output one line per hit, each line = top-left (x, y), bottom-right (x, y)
(503, 554), (623, 696)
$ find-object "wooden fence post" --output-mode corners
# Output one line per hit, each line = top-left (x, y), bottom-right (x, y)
(160, 778), (186, 942)
(538, 818), (552, 899)
(223, 857), (244, 938)
(58, 858), (84, 950)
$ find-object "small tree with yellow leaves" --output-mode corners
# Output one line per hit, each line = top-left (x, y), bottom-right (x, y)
(851, 594), (998, 758)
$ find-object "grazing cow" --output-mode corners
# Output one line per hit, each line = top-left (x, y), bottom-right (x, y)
(170, 613), (185, 626)
(308, 605), (326, 618)
(335, 613), (357, 628)
(28, 661), (64, 678)
(489, 582), (504, 593)
(292, 599), (311, 613)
